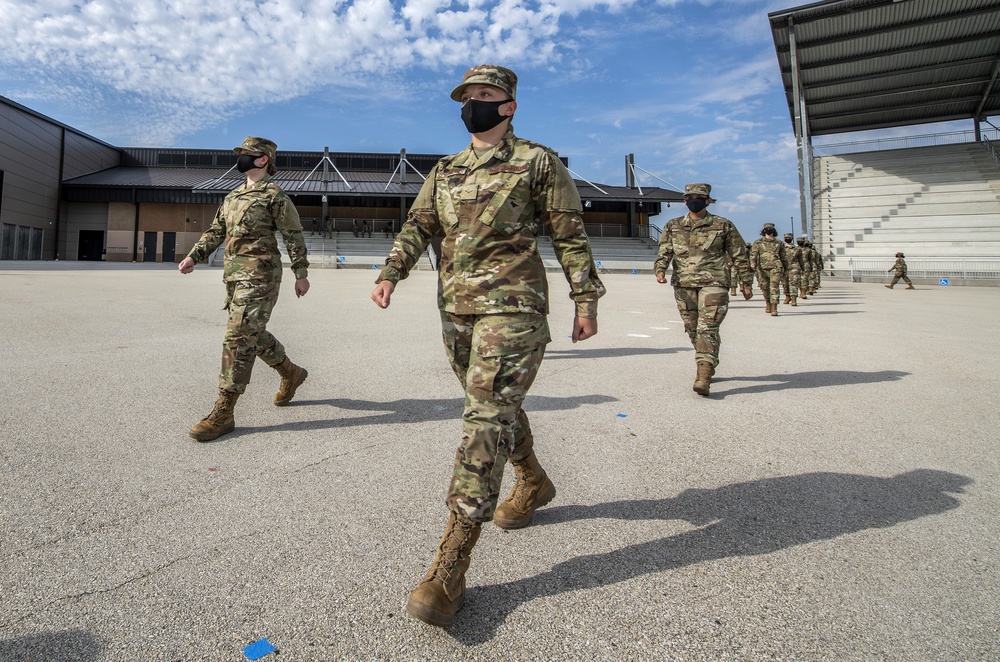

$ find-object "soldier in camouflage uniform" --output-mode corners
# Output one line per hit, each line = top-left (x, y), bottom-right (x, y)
(371, 65), (605, 627)
(798, 236), (814, 299)
(804, 240), (820, 294)
(782, 233), (804, 306)
(813, 243), (824, 292)
(654, 183), (753, 396)
(749, 223), (788, 316)
(178, 137), (310, 442)
(885, 252), (915, 289)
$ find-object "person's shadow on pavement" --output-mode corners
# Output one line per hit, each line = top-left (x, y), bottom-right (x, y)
(447, 469), (970, 644)
(710, 370), (908, 398)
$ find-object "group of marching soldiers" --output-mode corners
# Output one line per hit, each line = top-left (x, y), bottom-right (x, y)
(730, 225), (824, 316)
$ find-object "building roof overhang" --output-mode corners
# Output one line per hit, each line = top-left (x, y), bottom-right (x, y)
(769, 0), (1000, 136)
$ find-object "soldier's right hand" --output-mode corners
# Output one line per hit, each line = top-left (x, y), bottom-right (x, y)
(371, 281), (395, 309)
(178, 257), (195, 274)
(655, 272), (666, 284)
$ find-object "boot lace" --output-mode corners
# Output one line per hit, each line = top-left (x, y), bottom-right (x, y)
(428, 519), (475, 583)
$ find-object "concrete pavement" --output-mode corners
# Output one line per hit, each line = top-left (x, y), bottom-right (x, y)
(0, 263), (997, 660)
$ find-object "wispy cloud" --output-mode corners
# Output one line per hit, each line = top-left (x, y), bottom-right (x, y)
(0, 0), (638, 144)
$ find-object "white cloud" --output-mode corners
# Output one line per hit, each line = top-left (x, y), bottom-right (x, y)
(0, 0), (632, 144)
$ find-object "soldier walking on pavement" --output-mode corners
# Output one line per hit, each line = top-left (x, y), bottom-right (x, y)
(809, 240), (823, 294)
(886, 252), (915, 289)
(654, 183), (753, 396)
(371, 65), (605, 627)
(781, 232), (804, 306)
(178, 137), (310, 442)
(798, 236), (814, 299)
(750, 223), (788, 316)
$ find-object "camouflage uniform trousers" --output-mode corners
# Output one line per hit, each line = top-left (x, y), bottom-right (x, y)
(441, 311), (550, 523)
(889, 272), (913, 287)
(672, 286), (729, 367)
(801, 266), (814, 294)
(219, 280), (286, 394)
(756, 268), (783, 305)
(784, 268), (801, 297)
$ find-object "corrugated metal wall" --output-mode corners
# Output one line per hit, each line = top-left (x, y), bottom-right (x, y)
(0, 97), (120, 260)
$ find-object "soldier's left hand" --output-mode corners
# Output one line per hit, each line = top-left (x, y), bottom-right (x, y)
(295, 278), (310, 298)
(572, 316), (598, 343)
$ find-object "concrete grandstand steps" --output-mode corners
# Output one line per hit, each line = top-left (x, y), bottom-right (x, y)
(283, 233), (661, 272)
(814, 142), (1000, 269)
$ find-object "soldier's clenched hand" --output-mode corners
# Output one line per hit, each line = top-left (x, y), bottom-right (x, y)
(655, 272), (667, 284)
(295, 278), (310, 298)
(572, 316), (597, 343)
(741, 285), (753, 300)
(371, 281), (395, 309)
(178, 257), (195, 274)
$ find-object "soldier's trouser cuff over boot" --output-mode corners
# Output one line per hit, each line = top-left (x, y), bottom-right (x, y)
(273, 357), (307, 406)
(189, 390), (239, 441)
(406, 512), (482, 627)
(493, 451), (556, 530)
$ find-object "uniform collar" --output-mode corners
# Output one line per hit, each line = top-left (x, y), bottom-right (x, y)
(241, 175), (271, 191)
(684, 211), (715, 227)
(462, 126), (516, 165)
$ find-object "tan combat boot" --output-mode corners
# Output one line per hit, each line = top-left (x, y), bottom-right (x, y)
(783, 294), (791, 304)
(800, 288), (808, 299)
(729, 286), (737, 296)
(693, 361), (713, 396)
(493, 451), (556, 530)
(790, 295), (797, 306)
(273, 357), (308, 406)
(884, 284), (893, 289)
(906, 284), (915, 290)
(771, 302), (779, 316)
(406, 512), (482, 627)
(189, 390), (239, 441)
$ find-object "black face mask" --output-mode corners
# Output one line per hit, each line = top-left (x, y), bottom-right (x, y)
(237, 154), (263, 173)
(461, 99), (513, 134)
(685, 197), (709, 213)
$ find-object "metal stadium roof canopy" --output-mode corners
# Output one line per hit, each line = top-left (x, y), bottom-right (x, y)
(769, 0), (1000, 137)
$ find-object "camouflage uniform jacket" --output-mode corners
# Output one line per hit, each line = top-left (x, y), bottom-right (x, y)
(892, 257), (907, 275)
(187, 176), (308, 283)
(814, 251), (825, 271)
(377, 127), (605, 317)
(654, 212), (752, 288)
(785, 244), (805, 271)
(750, 237), (788, 273)
(801, 246), (815, 272)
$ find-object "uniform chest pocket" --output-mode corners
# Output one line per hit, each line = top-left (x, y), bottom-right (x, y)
(478, 172), (531, 237)
(700, 229), (724, 251)
(232, 200), (271, 237)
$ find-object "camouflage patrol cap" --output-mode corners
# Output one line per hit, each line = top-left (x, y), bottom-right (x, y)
(233, 136), (277, 175)
(683, 183), (716, 201)
(763, 223), (776, 230)
(450, 64), (518, 102)
(784, 232), (793, 239)
(896, 252), (904, 257)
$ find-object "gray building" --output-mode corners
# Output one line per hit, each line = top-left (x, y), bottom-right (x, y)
(1, 95), (680, 264)
(1, 95), (120, 261)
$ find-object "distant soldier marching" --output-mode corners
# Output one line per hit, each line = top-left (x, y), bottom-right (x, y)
(178, 136), (311, 442)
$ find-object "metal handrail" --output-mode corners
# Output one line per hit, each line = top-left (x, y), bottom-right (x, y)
(848, 257), (1000, 282)
(814, 129), (1000, 156)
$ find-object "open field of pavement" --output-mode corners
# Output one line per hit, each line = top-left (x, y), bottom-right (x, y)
(1, 263), (998, 661)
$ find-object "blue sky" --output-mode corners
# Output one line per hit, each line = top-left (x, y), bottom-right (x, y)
(0, 0), (972, 239)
